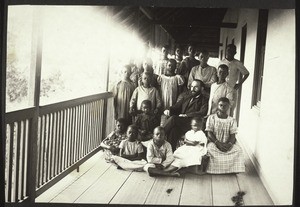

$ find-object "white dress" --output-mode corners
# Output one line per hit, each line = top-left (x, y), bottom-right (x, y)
(171, 130), (208, 169)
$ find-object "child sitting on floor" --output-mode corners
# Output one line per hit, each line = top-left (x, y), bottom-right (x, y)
(163, 117), (208, 175)
(135, 100), (159, 147)
(112, 125), (147, 171)
(205, 97), (245, 174)
(143, 126), (178, 177)
(100, 118), (127, 161)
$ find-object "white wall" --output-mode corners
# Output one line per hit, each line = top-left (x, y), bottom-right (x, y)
(220, 9), (295, 205)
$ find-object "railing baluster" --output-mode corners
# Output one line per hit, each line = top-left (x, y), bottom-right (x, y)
(46, 114), (51, 181)
(90, 102), (95, 151)
(35, 118), (40, 188)
(87, 103), (92, 154)
(8, 123), (14, 202)
(70, 107), (75, 165)
(67, 108), (72, 167)
(71, 106), (77, 165)
(50, 113), (55, 178)
(83, 104), (88, 156)
(58, 111), (62, 175)
(99, 100), (104, 143)
(75, 106), (79, 162)
(43, 115), (48, 185)
(21, 119), (28, 200)
(52, 112), (58, 177)
(15, 121), (22, 201)
(97, 100), (102, 145)
(94, 102), (98, 150)
(79, 104), (84, 159)
(59, 110), (66, 172)
(55, 112), (59, 175)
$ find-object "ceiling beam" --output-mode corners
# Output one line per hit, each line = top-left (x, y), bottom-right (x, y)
(139, 6), (154, 20)
(154, 22), (237, 28)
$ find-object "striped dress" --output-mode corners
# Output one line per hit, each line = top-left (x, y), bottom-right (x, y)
(205, 114), (245, 174)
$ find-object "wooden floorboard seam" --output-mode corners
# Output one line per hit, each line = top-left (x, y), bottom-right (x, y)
(210, 174), (214, 206)
(178, 174), (186, 206)
(48, 158), (101, 203)
(108, 170), (134, 204)
(73, 164), (113, 203)
(142, 175), (157, 205)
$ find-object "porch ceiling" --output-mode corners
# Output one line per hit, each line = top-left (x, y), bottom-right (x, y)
(108, 6), (234, 56)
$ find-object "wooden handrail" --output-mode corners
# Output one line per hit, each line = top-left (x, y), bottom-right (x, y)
(5, 107), (36, 123)
(39, 92), (113, 115)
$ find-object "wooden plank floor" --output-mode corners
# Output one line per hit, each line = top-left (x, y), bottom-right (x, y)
(36, 150), (274, 206)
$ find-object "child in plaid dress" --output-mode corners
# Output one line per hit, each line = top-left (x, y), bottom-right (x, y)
(100, 118), (127, 161)
(205, 97), (245, 174)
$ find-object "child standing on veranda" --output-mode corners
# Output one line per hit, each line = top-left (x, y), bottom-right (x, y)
(135, 100), (159, 147)
(158, 59), (184, 125)
(100, 118), (127, 161)
(129, 72), (162, 118)
(207, 64), (234, 115)
(112, 125), (147, 171)
(113, 65), (136, 124)
(157, 59), (185, 110)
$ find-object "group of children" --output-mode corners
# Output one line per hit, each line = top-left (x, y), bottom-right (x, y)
(101, 44), (247, 176)
(101, 115), (208, 177)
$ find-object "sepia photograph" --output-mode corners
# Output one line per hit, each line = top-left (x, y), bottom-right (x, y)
(1, 0), (297, 206)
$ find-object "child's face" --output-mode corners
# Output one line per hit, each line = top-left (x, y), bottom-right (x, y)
(188, 46), (196, 56)
(127, 126), (138, 141)
(122, 67), (131, 79)
(165, 61), (175, 76)
(199, 53), (209, 65)
(218, 101), (230, 113)
(142, 74), (151, 87)
(217, 67), (228, 80)
(141, 103), (151, 114)
(162, 47), (168, 57)
(116, 121), (126, 133)
(143, 61), (153, 72)
(175, 48), (182, 56)
(191, 120), (202, 132)
(225, 47), (236, 59)
(153, 128), (165, 147)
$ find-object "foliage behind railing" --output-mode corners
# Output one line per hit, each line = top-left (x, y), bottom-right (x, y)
(5, 92), (113, 202)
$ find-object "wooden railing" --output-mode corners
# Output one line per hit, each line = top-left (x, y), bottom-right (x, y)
(4, 92), (114, 203)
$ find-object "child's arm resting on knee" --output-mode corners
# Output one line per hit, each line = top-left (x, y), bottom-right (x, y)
(119, 148), (139, 160)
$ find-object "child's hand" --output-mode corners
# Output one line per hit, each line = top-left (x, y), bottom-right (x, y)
(164, 110), (170, 116)
(215, 142), (228, 152)
(223, 142), (233, 151)
(155, 164), (164, 169)
(193, 141), (199, 145)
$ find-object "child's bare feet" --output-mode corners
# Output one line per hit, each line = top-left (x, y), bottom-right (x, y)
(170, 172), (181, 177)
